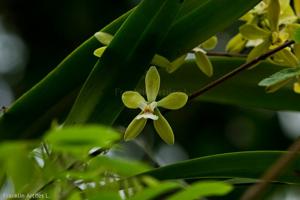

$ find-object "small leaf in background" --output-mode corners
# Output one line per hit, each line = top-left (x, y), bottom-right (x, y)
(167, 181), (232, 200)
(201, 36), (218, 50)
(259, 67), (300, 88)
(93, 46), (107, 58)
(292, 27), (300, 44)
(88, 156), (151, 177)
(88, 192), (122, 200)
(265, 78), (291, 93)
(44, 125), (120, 155)
(0, 142), (41, 193)
(194, 50), (213, 77)
(94, 31), (113, 45)
(128, 182), (181, 200)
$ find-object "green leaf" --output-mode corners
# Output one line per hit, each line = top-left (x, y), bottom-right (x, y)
(88, 192), (122, 200)
(45, 125), (120, 155)
(143, 151), (300, 184)
(128, 182), (181, 200)
(167, 181), (233, 200)
(88, 156), (151, 177)
(194, 50), (214, 77)
(258, 68), (300, 87)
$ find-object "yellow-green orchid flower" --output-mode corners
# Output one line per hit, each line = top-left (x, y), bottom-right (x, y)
(227, 0), (300, 67)
(122, 66), (188, 144)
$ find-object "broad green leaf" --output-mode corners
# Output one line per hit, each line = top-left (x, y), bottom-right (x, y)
(0, 142), (41, 193)
(88, 156), (151, 177)
(128, 182), (181, 200)
(143, 151), (300, 184)
(258, 68), (300, 87)
(44, 125), (120, 155)
(195, 50), (213, 77)
(167, 181), (233, 200)
(239, 24), (270, 40)
(64, 0), (182, 125)
(153, 109), (174, 145)
(159, 0), (261, 59)
(265, 79), (292, 93)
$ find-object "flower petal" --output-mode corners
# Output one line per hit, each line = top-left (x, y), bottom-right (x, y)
(94, 31), (114, 46)
(93, 47), (107, 58)
(122, 91), (146, 109)
(267, 0), (280, 31)
(153, 109), (174, 145)
(124, 117), (147, 141)
(194, 50), (214, 77)
(201, 36), (218, 50)
(136, 113), (158, 120)
(145, 66), (160, 102)
(157, 92), (188, 110)
(239, 24), (270, 40)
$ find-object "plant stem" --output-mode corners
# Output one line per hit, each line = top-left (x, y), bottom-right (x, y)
(240, 137), (300, 200)
(207, 51), (247, 57)
(188, 40), (295, 101)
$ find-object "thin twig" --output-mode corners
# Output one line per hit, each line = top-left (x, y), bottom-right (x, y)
(240, 138), (300, 200)
(188, 40), (295, 101)
(207, 51), (247, 57)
